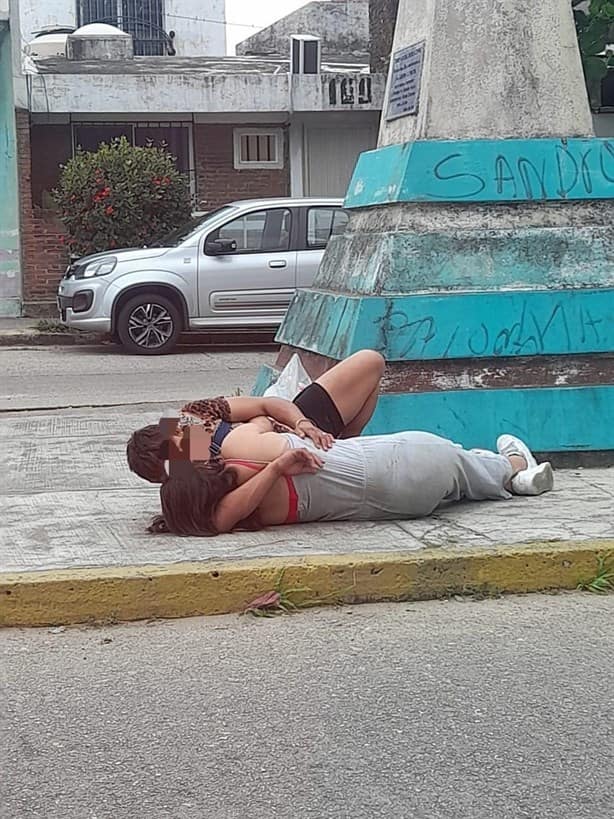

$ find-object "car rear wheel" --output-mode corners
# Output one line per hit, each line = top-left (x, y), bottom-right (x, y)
(116, 293), (182, 355)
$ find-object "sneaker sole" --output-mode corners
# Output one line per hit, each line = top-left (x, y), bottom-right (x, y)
(512, 462), (554, 496)
(532, 462), (554, 494)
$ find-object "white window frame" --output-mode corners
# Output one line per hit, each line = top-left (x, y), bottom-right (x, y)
(233, 128), (284, 170)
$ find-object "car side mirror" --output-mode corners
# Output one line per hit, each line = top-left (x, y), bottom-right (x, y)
(205, 237), (237, 256)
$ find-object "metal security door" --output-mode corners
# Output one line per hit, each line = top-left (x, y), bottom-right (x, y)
(304, 124), (378, 196)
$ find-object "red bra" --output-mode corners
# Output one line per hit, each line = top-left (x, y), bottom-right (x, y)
(225, 460), (298, 524)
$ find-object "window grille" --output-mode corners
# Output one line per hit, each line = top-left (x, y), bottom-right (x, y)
(233, 129), (284, 170)
(77, 0), (167, 56)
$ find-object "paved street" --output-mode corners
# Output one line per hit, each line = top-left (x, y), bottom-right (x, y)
(0, 344), (274, 411)
(2, 347), (613, 815)
(2, 595), (613, 819)
(3, 0), (613, 811)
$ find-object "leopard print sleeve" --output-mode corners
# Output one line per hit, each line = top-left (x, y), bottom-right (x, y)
(180, 396), (232, 432)
(181, 397), (290, 435)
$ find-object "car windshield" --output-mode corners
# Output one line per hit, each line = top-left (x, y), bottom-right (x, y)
(152, 206), (236, 247)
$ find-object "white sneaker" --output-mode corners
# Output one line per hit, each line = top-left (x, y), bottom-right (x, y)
(496, 434), (538, 469)
(510, 462), (554, 495)
(496, 434), (554, 495)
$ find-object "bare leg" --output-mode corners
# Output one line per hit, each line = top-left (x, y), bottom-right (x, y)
(315, 350), (385, 437)
(339, 383), (379, 438)
(504, 454), (528, 491)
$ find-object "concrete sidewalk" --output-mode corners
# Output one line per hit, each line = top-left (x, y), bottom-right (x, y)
(0, 317), (91, 347)
(1, 402), (613, 626)
(0, 317), (277, 349)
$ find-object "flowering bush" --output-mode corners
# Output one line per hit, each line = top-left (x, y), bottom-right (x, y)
(53, 136), (192, 257)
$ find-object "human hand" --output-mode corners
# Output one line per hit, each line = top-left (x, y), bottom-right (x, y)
(295, 420), (335, 450)
(275, 448), (324, 476)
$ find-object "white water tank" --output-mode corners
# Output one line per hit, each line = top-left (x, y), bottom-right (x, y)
(67, 23), (133, 61)
(26, 27), (74, 59)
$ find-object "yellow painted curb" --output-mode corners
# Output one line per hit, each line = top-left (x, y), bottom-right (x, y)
(1, 540), (612, 627)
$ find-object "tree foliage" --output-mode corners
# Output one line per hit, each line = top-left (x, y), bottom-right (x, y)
(53, 136), (192, 257)
(573, 0), (614, 108)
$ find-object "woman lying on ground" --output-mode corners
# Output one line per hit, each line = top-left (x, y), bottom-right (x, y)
(149, 419), (554, 536)
(126, 350), (385, 484)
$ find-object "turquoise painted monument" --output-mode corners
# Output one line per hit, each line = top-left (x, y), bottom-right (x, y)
(258, 0), (614, 460)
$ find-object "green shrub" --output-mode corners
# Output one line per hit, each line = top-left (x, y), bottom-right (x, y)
(53, 136), (192, 257)
(573, 0), (614, 109)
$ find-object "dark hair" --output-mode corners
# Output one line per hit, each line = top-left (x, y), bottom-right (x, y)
(149, 460), (260, 536)
(126, 424), (167, 484)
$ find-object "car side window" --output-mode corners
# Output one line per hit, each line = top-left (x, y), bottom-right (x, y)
(306, 208), (349, 249)
(209, 208), (292, 254)
(331, 208), (349, 237)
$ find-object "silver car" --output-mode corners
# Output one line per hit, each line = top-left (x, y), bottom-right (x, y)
(57, 197), (348, 354)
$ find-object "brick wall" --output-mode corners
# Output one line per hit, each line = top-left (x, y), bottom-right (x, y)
(16, 111), (68, 315)
(193, 124), (290, 210)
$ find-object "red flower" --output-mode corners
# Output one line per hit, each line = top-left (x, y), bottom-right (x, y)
(152, 177), (161, 186)
(59, 235), (65, 244)
(105, 205), (114, 215)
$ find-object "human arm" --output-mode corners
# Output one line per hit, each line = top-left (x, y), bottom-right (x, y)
(180, 395), (334, 449)
(226, 396), (334, 449)
(212, 449), (323, 533)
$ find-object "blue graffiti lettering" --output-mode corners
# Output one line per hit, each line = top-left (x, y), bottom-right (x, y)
(432, 154), (486, 199)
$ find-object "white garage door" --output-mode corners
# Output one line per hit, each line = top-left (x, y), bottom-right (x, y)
(304, 124), (378, 197)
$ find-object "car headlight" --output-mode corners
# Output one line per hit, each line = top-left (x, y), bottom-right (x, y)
(82, 257), (117, 278)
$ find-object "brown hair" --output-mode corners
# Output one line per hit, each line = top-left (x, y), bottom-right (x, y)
(126, 424), (166, 484)
(148, 460), (261, 536)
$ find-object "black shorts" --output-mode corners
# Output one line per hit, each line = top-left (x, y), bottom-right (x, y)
(293, 382), (345, 438)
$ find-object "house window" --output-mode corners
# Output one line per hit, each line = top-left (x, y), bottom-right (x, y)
(72, 121), (194, 191)
(77, 0), (166, 56)
(233, 129), (284, 170)
(30, 119), (194, 207)
(30, 124), (73, 208)
(73, 123), (133, 152)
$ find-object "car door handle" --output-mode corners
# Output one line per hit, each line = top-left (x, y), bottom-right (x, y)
(269, 260), (287, 268)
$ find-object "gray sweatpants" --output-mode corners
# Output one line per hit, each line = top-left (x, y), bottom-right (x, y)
(285, 432), (513, 522)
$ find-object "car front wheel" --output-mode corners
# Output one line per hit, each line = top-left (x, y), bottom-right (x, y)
(116, 293), (182, 355)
